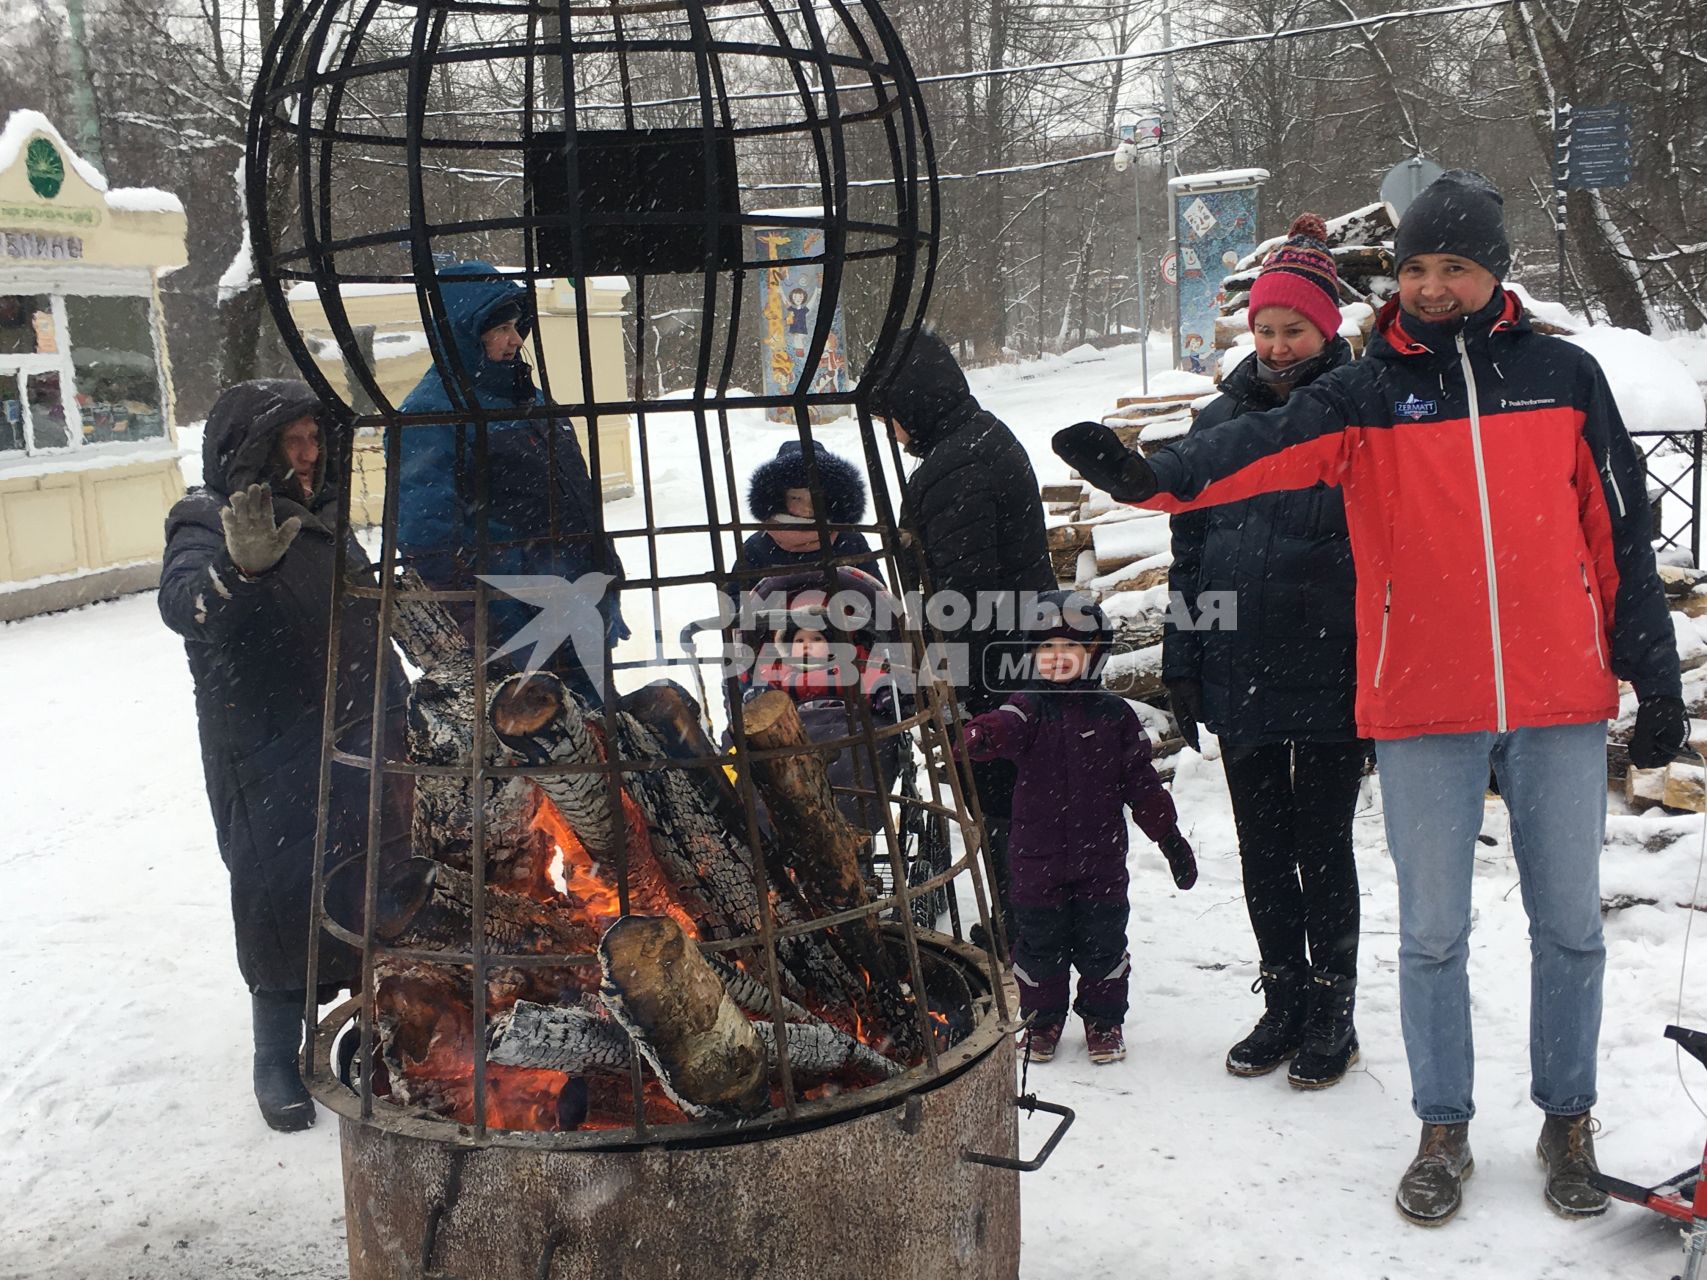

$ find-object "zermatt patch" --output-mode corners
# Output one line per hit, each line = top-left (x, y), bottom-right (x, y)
(1394, 393), (1438, 420)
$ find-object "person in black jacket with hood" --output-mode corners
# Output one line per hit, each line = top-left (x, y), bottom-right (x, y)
(160, 380), (411, 1133)
(1163, 215), (1367, 1091)
(869, 329), (1054, 945)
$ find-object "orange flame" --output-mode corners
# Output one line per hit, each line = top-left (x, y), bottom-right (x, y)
(530, 798), (623, 922)
(528, 790), (701, 935)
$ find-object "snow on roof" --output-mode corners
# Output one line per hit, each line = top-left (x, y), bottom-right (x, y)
(0, 110), (107, 193)
(0, 111), (187, 217)
(1564, 325), (1705, 433)
(1168, 168), (1270, 191)
(749, 206), (826, 219)
(105, 187), (185, 215)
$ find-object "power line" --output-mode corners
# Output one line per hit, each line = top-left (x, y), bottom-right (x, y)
(569, 0), (1523, 111)
(232, 0), (1522, 120)
(915, 0), (1521, 88)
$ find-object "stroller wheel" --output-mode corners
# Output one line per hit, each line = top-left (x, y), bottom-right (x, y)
(908, 814), (953, 930)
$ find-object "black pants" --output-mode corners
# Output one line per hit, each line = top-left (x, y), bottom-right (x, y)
(1013, 900), (1130, 1025)
(1220, 739), (1366, 979)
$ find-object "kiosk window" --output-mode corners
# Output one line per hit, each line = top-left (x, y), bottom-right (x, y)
(0, 294), (54, 355)
(0, 374), (24, 452)
(25, 370), (70, 449)
(65, 296), (164, 442)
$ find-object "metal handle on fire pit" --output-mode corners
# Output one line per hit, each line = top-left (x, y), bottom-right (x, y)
(961, 1094), (1075, 1172)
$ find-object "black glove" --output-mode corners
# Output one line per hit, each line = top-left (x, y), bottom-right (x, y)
(1165, 678), (1203, 753)
(1629, 695), (1689, 769)
(1159, 831), (1198, 890)
(1052, 421), (1159, 503)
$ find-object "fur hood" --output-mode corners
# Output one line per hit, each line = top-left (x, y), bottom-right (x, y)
(746, 439), (867, 524)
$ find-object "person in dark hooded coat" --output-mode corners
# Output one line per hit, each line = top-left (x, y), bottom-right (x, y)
(868, 329), (1054, 944)
(159, 380), (411, 1133)
(397, 260), (626, 704)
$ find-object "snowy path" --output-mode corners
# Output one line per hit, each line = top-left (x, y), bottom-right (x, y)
(2, 345), (1703, 1278)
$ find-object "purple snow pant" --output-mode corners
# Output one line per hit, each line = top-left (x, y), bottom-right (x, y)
(1012, 897), (1131, 1027)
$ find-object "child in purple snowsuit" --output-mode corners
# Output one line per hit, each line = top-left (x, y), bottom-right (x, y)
(962, 590), (1197, 1064)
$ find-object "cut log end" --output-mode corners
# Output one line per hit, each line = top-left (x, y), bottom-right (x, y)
(739, 688), (796, 740)
(491, 672), (565, 738)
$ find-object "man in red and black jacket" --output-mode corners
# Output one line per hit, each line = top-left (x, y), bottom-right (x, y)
(1057, 170), (1686, 1227)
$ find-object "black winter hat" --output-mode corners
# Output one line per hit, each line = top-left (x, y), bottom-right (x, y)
(746, 439), (868, 525)
(1393, 169), (1511, 279)
(1031, 589), (1112, 652)
(480, 300), (524, 334)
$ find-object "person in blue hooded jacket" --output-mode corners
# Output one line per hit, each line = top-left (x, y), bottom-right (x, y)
(397, 261), (626, 704)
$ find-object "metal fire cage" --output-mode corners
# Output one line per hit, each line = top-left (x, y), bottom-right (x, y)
(247, 0), (1067, 1175)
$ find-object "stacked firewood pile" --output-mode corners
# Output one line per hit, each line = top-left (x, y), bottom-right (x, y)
(365, 579), (956, 1132)
(1614, 564), (1707, 815)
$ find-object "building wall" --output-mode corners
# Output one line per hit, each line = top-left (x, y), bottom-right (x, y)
(0, 113), (188, 619)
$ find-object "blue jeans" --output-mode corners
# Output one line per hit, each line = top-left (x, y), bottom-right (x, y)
(1376, 722), (1607, 1123)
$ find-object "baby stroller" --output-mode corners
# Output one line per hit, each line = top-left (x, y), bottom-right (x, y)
(681, 566), (952, 929)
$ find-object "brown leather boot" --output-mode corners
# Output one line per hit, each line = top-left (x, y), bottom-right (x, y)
(1395, 1122), (1474, 1226)
(1537, 1111), (1609, 1218)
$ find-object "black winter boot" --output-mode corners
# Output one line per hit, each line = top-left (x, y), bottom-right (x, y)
(252, 991), (315, 1132)
(1225, 965), (1310, 1077)
(1288, 969), (1359, 1090)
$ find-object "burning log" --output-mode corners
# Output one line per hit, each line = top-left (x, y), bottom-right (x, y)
(394, 587), (543, 881)
(740, 690), (875, 910)
(750, 1019), (903, 1080)
(490, 672), (624, 862)
(489, 996), (903, 1083)
(596, 915), (770, 1117)
(395, 861), (600, 970)
(486, 1001), (635, 1075)
(739, 691), (922, 1057)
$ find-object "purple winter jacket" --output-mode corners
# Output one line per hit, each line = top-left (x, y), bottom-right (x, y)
(963, 684), (1180, 907)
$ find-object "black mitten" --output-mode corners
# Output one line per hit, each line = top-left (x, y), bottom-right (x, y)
(1052, 421), (1159, 503)
(1630, 695), (1689, 769)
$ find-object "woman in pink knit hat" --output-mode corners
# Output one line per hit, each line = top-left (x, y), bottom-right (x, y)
(1162, 213), (1368, 1090)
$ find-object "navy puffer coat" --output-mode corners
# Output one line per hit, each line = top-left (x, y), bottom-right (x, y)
(1161, 340), (1358, 743)
(159, 380), (408, 993)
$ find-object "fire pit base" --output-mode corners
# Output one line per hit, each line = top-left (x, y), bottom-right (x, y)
(338, 1033), (1021, 1279)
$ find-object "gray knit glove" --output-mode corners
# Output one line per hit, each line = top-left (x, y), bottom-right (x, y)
(221, 482), (301, 577)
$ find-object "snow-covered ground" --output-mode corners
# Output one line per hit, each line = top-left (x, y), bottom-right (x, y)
(5, 340), (1707, 1279)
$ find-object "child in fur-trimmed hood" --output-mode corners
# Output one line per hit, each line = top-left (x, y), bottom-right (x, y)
(740, 438), (882, 582)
